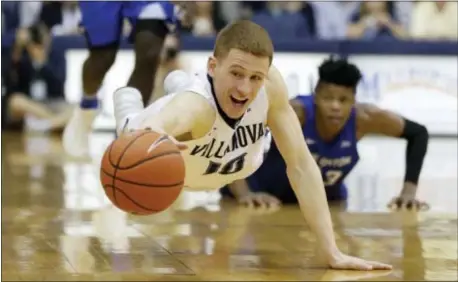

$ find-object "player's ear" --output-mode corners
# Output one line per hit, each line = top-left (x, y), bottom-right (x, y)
(207, 56), (217, 77)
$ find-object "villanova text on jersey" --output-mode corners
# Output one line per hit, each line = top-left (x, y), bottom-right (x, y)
(133, 71), (270, 190)
(190, 122), (266, 160)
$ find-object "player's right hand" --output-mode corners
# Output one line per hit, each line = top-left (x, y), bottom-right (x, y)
(135, 127), (188, 151)
(171, 140), (188, 151)
(238, 192), (281, 209)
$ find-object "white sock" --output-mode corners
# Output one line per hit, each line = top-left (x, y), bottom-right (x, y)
(113, 87), (144, 131)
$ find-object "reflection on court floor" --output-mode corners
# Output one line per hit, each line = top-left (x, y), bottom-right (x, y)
(2, 132), (457, 281)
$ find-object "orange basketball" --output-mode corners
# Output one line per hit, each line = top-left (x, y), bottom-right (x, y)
(100, 129), (185, 215)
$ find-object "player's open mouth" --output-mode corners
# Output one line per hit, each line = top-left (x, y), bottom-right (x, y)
(230, 96), (248, 106)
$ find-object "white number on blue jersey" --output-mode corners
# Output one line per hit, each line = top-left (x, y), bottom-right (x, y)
(324, 170), (343, 186)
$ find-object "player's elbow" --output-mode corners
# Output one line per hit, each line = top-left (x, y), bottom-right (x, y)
(401, 119), (429, 144)
(401, 119), (429, 158)
(418, 124), (429, 143)
(417, 124), (429, 153)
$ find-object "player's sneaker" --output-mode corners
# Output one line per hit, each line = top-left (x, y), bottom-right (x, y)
(113, 87), (144, 135)
(62, 98), (99, 158)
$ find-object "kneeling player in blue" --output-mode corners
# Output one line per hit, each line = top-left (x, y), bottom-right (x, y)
(222, 58), (429, 210)
(63, 1), (189, 157)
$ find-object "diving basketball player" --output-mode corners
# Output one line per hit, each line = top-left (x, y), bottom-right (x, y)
(112, 20), (392, 270)
(223, 58), (429, 210)
(63, 1), (189, 157)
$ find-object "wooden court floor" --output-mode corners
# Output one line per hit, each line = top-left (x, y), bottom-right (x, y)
(2, 132), (457, 281)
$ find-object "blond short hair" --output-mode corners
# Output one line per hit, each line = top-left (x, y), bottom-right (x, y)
(213, 20), (274, 65)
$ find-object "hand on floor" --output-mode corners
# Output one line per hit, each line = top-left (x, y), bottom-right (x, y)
(311, 250), (393, 271)
(238, 191), (281, 211)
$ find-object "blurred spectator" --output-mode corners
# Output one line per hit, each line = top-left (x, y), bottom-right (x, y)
(347, 1), (407, 40)
(190, 2), (225, 37)
(409, 1), (458, 41)
(240, 1), (267, 18)
(1, 1), (42, 28)
(1, 24), (70, 132)
(395, 1), (415, 31)
(298, 2), (317, 38)
(252, 1), (313, 38)
(2, 1), (42, 47)
(1, 84), (71, 132)
(215, 2), (242, 25)
(210, 2), (228, 32)
(19, 1), (43, 28)
(311, 1), (359, 39)
(39, 1), (82, 36)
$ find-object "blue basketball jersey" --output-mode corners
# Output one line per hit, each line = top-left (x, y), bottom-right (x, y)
(295, 94), (359, 199)
(221, 94), (359, 202)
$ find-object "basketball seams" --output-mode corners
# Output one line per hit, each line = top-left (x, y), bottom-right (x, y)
(101, 168), (184, 187)
(107, 141), (116, 167)
(108, 131), (181, 170)
(115, 150), (182, 170)
(102, 130), (184, 214)
(104, 184), (163, 213)
(108, 131), (150, 167)
(109, 131), (151, 206)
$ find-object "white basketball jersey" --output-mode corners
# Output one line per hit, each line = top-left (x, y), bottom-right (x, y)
(129, 72), (270, 190)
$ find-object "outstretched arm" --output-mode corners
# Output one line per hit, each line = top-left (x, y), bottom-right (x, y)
(356, 103), (429, 209)
(265, 67), (339, 258)
(119, 89), (215, 141)
(265, 66), (391, 270)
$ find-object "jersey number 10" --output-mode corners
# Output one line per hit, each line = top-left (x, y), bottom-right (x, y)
(204, 153), (247, 175)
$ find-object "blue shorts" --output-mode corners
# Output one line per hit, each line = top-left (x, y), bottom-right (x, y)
(220, 145), (348, 203)
(79, 1), (178, 47)
(221, 175), (348, 203)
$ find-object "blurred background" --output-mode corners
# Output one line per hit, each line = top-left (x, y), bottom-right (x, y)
(1, 0), (457, 135)
(1, 3), (457, 278)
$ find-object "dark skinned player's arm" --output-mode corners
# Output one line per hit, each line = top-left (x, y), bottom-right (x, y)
(355, 103), (429, 198)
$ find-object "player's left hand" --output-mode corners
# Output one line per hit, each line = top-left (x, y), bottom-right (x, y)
(387, 182), (429, 211)
(387, 195), (429, 211)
